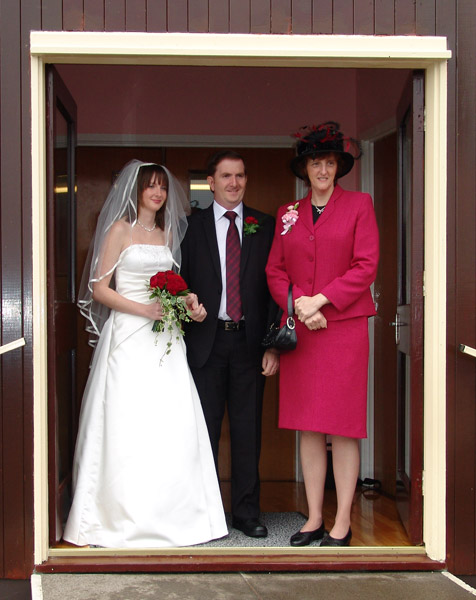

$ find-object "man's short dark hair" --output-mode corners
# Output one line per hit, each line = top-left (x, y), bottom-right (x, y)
(206, 150), (246, 177)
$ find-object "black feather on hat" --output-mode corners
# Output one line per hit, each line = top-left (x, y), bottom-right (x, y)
(290, 121), (362, 180)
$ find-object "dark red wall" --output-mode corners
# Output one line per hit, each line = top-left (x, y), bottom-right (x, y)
(0, 0), (474, 578)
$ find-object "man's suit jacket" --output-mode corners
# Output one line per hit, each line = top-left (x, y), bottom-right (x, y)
(181, 203), (275, 369)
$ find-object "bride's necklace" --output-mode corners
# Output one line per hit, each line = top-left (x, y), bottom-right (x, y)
(137, 219), (156, 232)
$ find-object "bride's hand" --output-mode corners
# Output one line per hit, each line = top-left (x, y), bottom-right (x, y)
(143, 301), (164, 321)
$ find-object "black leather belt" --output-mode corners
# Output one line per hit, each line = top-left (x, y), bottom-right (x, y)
(217, 319), (245, 331)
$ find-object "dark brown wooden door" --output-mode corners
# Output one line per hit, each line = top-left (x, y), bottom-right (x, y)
(393, 71), (425, 544)
(46, 66), (78, 544)
(373, 132), (398, 498)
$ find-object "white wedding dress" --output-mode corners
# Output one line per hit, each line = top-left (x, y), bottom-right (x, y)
(63, 244), (228, 548)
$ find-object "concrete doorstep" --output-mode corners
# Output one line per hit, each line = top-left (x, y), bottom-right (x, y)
(31, 571), (476, 600)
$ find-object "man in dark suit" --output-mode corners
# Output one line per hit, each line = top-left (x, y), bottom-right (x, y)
(181, 150), (279, 538)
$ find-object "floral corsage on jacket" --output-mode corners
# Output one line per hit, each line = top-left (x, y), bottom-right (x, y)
(243, 216), (260, 236)
(281, 202), (300, 235)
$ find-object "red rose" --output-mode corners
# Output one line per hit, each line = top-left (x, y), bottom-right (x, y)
(164, 271), (189, 296)
(150, 272), (167, 289)
(245, 216), (258, 225)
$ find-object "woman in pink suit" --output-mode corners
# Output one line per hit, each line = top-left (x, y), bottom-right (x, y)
(266, 122), (379, 547)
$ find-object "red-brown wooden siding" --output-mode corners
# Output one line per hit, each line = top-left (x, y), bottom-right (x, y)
(0, 0), (474, 578)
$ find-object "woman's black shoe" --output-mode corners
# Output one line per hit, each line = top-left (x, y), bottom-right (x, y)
(290, 522), (327, 547)
(320, 527), (352, 547)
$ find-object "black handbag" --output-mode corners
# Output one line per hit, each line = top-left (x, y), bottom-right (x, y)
(262, 285), (297, 351)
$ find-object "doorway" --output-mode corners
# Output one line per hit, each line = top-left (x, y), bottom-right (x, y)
(30, 31), (450, 568)
(52, 78), (414, 550)
(56, 140), (411, 550)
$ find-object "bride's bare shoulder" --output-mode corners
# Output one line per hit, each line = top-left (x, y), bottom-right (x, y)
(101, 219), (132, 254)
(109, 218), (131, 237)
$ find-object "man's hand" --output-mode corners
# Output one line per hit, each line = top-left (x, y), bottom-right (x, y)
(186, 293), (207, 322)
(262, 349), (280, 376)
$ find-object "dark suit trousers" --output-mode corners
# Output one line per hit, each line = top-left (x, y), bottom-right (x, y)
(190, 327), (265, 521)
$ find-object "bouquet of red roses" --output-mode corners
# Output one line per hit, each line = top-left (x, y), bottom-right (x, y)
(148, 270), (191, 362)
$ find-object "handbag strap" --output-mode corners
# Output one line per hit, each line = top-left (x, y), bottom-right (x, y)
(287, 284), (294, 318)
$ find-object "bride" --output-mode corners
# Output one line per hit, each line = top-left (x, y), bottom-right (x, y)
(63, 160), (228, 548)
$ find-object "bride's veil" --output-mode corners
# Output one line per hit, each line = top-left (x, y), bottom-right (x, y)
(78, 159), (189, 346)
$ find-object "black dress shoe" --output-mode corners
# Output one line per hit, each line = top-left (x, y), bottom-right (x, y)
(290, 522), (327, 547)
(232, 517), (268, 538)
(320, 527), (352, 547)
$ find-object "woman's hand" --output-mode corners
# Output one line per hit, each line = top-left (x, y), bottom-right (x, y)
(185, 293), (207, 323)
(294, 292), (329, 322)
(142, 300), (164, 321)
(304, 310), (327, 331)
(294, 295), (319, 321)
(262, 349), (279, 376)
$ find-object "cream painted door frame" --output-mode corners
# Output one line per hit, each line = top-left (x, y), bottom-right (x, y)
(30, 32), (449, 564)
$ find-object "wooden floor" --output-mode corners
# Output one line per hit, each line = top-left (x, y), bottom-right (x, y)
(221, 481), (412, 547)
(54, 481), (411, 551)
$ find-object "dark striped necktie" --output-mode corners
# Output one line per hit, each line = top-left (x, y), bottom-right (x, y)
(224, 211), (242, 322)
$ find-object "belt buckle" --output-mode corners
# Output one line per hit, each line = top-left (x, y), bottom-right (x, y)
(224, 321), (237, 331)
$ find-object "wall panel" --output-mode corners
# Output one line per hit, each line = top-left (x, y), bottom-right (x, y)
(395, 0), (416, 34)
(312, 0), (332, 34)
(63, 0), (84, 31)
(19, 0), (38, 580)
(416, 0), (436, 36)
(41, 0), (62, 30)
(332, 0), (354, 34)
(189, 0), (209, 33)
(0, 0), (37, 579)
(230, 0), (250, 33)
(126, 0), (147, 31)
(105, 0), (126, 31)
(291, 0), (312, 34)
(271, 0), (292, 34)
(84, 0), (105, 31)
(146, 0), (167, 32)
(251, 0), (271, 33)
(1, 0), (24, 579)
(209, 0), (230, 33)
(354, 0), (375, 35)
(451, 0), (476, 576)
(167, 0), (188, 32)
(440, 0), (457, 574)
(374, 0), (394, 34)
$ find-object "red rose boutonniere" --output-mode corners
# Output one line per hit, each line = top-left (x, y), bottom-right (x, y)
(148, 270), (191, 364)
(243, 216), (260, 236)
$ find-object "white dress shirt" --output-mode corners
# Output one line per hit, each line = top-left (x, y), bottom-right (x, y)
(213, 201), (243, 320)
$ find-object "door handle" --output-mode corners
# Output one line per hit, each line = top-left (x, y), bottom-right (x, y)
(459, 344), (476, 359)
(0, 337), (26, 355)
(389, 314), (408, 345)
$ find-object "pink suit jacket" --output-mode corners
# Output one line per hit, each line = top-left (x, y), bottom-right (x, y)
(266, 185), (379, 321)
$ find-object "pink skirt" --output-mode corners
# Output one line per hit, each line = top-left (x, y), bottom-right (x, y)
(278, 316), (369, 438)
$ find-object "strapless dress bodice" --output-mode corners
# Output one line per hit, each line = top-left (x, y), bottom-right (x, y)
(115, 244), (174, 303)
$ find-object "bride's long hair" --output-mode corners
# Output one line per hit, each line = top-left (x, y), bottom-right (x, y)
(78, 159), (189, 346)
